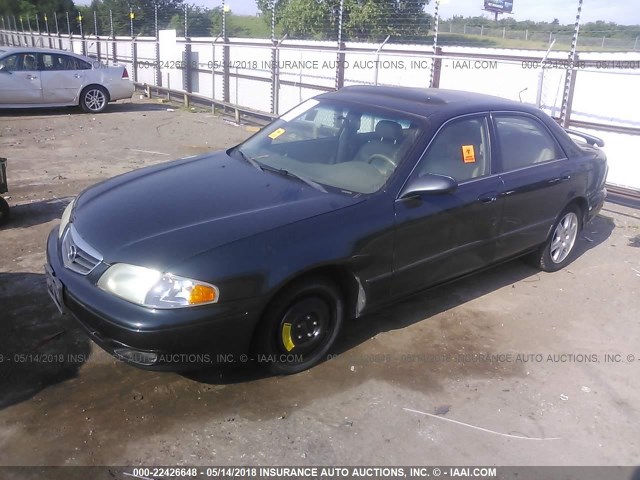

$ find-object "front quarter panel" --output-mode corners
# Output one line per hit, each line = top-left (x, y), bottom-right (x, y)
(167, 193), (396, 315)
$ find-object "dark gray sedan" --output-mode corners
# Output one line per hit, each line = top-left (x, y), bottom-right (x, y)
(46, 87), (608, 374)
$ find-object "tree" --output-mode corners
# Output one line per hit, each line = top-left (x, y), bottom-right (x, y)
(256, 0), (431, 41)
(444, 15), (640, 41)
(76, 0), (184, 37)
(344, 0), (431, 41)
(167, 6), (227, 37)
(276, 0), (330, 39)
(0, 0), (75, 18)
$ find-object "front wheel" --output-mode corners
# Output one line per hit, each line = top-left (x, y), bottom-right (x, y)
(80, 85), (109, 113)
(532, 205), (582, 272)
(254, 277), (344, 375)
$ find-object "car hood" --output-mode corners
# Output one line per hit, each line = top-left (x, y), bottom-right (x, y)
(72, 151), (362, 270)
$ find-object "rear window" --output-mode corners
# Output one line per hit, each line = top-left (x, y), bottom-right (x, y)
(40, 53), (92, 70)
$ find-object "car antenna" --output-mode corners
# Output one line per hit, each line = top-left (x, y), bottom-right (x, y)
(518, 87), (528, 103)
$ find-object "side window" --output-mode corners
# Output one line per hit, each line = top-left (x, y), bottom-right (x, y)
(0, 53), (37, 71)
(494, 115), (565, 172)
(358, 116), (410, 135)
(40, 54), (92, 71)
(41, 54), (60, 70)
(72, 57), (92, 70)
(0, 54), (21, 70)
(417, 116), (490, 183)
(60, 55), (91, 70)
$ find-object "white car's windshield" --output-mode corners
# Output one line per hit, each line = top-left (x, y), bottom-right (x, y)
(236, 99), (425, 194)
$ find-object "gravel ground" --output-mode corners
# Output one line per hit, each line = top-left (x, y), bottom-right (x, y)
(0, 98), (639, 470)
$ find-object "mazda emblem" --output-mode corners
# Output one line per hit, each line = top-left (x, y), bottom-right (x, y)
(67, 244), (78, 263)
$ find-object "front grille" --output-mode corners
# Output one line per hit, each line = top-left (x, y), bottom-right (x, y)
(61, 225), (103, 275)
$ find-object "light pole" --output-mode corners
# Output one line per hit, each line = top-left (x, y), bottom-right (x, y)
(430, 0), (441, 88)
(560, 0), (583, 128)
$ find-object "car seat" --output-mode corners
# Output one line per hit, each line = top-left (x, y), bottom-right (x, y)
(353, 120), (404, 164)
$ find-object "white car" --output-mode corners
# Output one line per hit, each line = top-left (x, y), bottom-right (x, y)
(0, 47), (134, 113)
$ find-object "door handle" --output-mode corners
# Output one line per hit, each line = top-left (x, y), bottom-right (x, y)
(74, 74), (82, 78)
(478, 194), (498, 204)
(26, 75), (38, 80)
(550, 174), (571, 184)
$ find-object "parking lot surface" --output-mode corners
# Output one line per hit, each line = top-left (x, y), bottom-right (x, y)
(0, 99), (639, 467)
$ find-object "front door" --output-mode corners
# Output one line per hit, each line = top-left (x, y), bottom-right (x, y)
(0, 52), (43, 104)
(393, 114), (504, 296)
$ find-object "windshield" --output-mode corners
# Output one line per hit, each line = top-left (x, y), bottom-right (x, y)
(236, 99), (424, 194)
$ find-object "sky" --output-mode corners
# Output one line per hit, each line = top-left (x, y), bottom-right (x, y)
(204, 0), (640, 25)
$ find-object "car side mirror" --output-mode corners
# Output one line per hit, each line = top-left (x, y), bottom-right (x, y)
(399, 173), (458, 200)
(0, 64), (11, 74)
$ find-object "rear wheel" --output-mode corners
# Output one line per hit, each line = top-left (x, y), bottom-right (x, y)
(254, 277), (344, 375)
(532, 205), (582, 272)
(80, 85), (109, 113)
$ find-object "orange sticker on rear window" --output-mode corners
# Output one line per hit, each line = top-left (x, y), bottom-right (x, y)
(462, 145), (476, 163)
(268, 128), (286, 140)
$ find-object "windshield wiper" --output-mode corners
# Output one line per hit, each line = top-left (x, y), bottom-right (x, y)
(234, 148), (326, 192)
(234, 148), (263, 171)
(262, 165), (327, 193)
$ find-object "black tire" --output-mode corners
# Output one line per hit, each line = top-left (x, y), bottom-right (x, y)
(531, 204), (582, 272)
(80, 85), (109, 113)
(254, 277), (344, 375)
(0, 196), (9, 226)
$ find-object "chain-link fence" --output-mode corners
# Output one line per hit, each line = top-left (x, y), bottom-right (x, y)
(1, 3), (639, 132)
(0, 1), (430, 43)
(2, 5), (640, 49)
(3, 5), (639, 49)
(439, 22), (639, 50)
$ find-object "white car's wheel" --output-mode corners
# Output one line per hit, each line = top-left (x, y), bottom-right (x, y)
(80, 85), (109, 113)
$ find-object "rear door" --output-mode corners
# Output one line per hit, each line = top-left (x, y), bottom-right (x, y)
(0, 52), (43, 104)
(392, 114), (505, 296)
(39, 53), (90, 104)
(492, 112), (576, 259)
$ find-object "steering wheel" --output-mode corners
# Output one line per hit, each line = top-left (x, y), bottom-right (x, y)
(367, 154), (396, 175)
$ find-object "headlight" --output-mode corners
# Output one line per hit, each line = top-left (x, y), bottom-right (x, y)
(58, 198), (76, 238)
(97, 263), (219, 308)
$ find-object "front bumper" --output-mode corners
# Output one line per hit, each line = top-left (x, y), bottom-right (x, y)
(46, 227), (265, 370)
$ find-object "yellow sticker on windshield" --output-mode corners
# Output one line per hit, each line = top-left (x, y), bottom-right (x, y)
(282, 323), (295, 352)
(462, 145), (476, 163)
(268, 128), (286, 140)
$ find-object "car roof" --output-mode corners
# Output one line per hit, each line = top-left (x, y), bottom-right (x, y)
(0, 46), (91, 62)
(318, 86), (542, 122)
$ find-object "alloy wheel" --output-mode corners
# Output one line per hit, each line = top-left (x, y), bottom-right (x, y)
(84, 89), (106, 112)
(550, 212), (579, 263)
